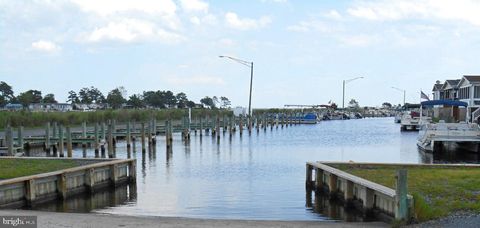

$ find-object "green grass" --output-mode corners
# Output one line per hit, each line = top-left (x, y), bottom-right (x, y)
(0, 159), (81, 179)
(0, 109), (233, 128)
(331, 164), (480, 222)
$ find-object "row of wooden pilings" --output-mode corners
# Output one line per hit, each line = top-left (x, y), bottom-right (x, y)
(1, 113), (304, 157)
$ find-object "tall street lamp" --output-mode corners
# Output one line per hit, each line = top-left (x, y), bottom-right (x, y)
(391, 86), (406, 106)
(342, 77), (364, 109)
(219, 55), (254, 131)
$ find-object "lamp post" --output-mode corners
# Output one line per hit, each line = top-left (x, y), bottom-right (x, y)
(391, 86), (406, 106)
(219, 55), (254, 132)
(342, 77), (364, 110)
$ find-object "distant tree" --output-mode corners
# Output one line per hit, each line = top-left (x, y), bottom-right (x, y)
(143, 91), (164, 108)
(128, 94), (144, 109)
(212, 96), (219, 108)
(79, 87), (105, 104)
(348, 99), (359, 109)
(176, 92), (189, 108)
(186, 100), (196, 108)
(0, 81), (14, 106)
(17, 90), (42, 107)
(220, 96), (231, 109)
(67, 90), (80, 104)
(382, 102), (392, 108)
(163, 90), (176, 108)
(106, 87), (127, 109)
(42, 93), (57, 103)
(200, 96), (215, 109)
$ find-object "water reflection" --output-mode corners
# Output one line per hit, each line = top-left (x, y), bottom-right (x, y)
(305, 190), (369, 222)
(29, 184), (137, 213)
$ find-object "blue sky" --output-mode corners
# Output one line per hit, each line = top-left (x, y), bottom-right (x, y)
(1, 0), (480, 108)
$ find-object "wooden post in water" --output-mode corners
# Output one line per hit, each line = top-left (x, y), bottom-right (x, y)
(216, 115), (220, 142)
(45, 122), (51, 152)
(66, 126), (72, 157)
(101, 122), (106, 141)
(82, 121), (87, 148)
(147, 120), (152, 145)
(395, 169), (408, 221)
(94, 122), (99, 157)
(126, 121), (131, 148)
(6, 126), (13, 156)
(52, 122), (57, 139)
(141, 122), (146, 153)
(239, 116), (243, 135)
(199, 117), (203, 137)
(18, 126), (24, 151)
(58, 125), (64, 157)
(223, 115), (227, 133)
(108, 122), (114, 158)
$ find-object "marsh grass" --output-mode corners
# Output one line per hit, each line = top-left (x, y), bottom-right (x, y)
(331, 164), (480, 221)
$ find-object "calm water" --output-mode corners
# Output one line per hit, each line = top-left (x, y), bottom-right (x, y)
(29, 117), (480, 220)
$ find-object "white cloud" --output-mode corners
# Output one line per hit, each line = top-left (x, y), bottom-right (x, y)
(225, 12), (272, 30)
(347, 0), (480, 26)
(324, 10), (342, 20)
(287, 20), (340, 33)
(31, 40), (61, 52)
(179, 0), (209, 13)
(339, 34), (380, 47)
(86, 19), (185, 43)
(70, 0), (177, 17)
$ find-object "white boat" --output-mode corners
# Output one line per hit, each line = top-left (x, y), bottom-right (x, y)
(417, 121), (480, 152)
(400, 114), (421, 131)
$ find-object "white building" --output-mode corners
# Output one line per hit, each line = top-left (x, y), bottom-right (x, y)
(233, 106), (247, 117)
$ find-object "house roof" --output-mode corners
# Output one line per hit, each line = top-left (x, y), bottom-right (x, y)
(441, 79), (461, 90)
(463, 75), (480, 83)
(432, 83), (443, 91)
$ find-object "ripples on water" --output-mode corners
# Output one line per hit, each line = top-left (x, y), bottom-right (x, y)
(29, 117), (480, 220)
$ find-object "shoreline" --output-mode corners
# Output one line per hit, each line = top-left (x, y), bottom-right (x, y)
(0, 209), (387, 228)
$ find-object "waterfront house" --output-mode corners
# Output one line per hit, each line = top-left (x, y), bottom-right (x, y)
(441, 79), (460, 100)
(4, 103), (23, 111)
(432, 80), (443, 100)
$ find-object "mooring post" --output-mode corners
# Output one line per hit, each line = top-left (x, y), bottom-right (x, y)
(239, 116), (243, 135)
(126, 121), (131, 148)
(395, 169), (408, 221)
(52, 122), (57, 139)
(82, 121), (87, 148)
(17, 126), (24, 151)
(328, 174), (338, 195)
(315, 168), (324, 190)
(94, 122), (99, 156)
(147, 120), (152, 145)
(216, 115), (220, 142)
(58, 125), (64, 157)
(129, 160), (137, 182)
(199, 117), (203, 136)
(45, 122), (51, 152)
(305, 164), (313, 189)
(6, 126), (14, 156)
(66, 126), (72, 157)
(108, 122), (114, 158)
(141, 122), (146, 152)
(101, 122), (106, 141)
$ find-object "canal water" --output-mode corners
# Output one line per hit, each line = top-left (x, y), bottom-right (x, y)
(29, 117), (480, 221)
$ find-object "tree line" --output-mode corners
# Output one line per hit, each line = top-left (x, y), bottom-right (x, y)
(0, 81), (231, 110)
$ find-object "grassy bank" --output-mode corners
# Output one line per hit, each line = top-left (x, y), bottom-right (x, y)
(0, 109), (233, 129)
(331, 164), (480, 222)
(0, 159), (83, 179)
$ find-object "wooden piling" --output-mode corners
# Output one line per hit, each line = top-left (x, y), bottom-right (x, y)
(395, 169), (408, 221)
(66, 126), (72, 157)
(82, 121), (87, 148)
(58, 125), (64, 157)
(108, 122), (114, 158)
(16, 126), (24, 151)
(52, 122), (57, 139)
(126, 122), (131, 148)
(45, 122), (50, 152)
(94, 122), (99, 156)
(6, 126), (14, 156)
(141, 122), (146, 152)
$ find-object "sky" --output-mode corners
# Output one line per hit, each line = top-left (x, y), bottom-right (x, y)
(1, 0), (480, 108)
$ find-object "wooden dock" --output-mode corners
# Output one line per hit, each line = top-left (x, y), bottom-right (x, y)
(0, 157), (136, 208)
(306, 162), (413, 222)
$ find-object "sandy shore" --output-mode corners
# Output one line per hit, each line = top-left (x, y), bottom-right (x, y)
(0, 210), (387, 228)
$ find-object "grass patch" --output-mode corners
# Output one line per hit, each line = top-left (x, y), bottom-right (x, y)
(331, 164), (480, 222)
(0, 159), (81, 179)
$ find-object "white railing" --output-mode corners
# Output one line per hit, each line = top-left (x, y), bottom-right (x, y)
(472, 108), (480, 123)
